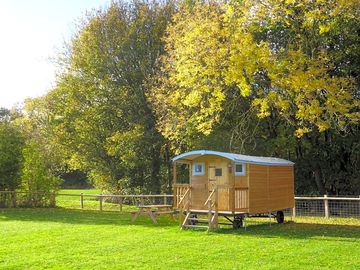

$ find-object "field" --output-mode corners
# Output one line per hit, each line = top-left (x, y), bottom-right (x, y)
(1, 190), (360, 269)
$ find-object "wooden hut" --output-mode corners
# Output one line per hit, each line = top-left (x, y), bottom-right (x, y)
(172, 150), (294, 230)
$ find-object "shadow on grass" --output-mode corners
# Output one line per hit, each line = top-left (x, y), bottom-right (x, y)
(0, 207), (177, 228)
(215, 220), (360, 241)
(1, 208), (360, 240)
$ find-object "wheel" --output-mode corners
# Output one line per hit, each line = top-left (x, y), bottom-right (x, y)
(233, 216), (243, 229)
(189, 214), (198, 225)
(276, 211), (284, 223)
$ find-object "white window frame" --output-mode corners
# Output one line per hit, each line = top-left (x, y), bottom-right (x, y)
(193, 162), (205, 176)
(235, 162), (246, 176)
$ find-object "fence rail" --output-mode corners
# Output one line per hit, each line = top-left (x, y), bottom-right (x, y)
(1, 191), (360, 218)
(291, 195), (360, 218)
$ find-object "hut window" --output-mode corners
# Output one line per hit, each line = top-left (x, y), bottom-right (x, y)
(235, 163), (245, 176)
(193, 162), (205, 175)
(215, 168), (222, 176)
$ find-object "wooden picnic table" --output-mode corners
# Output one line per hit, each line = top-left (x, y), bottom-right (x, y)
(131, 204), (174, 224)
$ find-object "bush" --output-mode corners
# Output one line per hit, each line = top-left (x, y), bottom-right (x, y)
(20, 140), (61, 207)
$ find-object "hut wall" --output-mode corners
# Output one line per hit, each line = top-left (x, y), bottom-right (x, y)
(248, 164), (294, 214)
(268, 166), (295, 211)
(234, 163), (249, 188)
(248, 164), (269, 213)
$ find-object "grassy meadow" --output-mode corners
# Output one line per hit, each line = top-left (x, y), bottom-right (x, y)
(1, 190), (360, 269)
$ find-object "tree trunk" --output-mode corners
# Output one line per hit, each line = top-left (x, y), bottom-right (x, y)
(313, 166), (326, 195)
(150, 143), (161, 194)
(165, 143), (172, 194)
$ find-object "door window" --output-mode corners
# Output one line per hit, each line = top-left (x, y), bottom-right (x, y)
(193, 162), (205, 175)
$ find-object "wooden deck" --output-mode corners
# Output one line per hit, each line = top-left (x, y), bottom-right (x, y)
(185, 209), (247, 217)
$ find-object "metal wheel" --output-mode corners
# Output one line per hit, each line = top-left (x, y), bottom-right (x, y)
(233, 216), (243, 229)
(276, 211), (284, 223)
(189, 214), (198, 225)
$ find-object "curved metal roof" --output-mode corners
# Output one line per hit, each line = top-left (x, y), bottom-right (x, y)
(172, 150), (294, 166)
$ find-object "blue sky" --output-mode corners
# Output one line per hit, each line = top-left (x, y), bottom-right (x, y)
(0, 0), (111, 109)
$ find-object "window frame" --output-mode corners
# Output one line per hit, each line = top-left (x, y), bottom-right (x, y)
(193, 162), (205, 176)
(215, 168), (222, 177)
(235, 162), (246, 176)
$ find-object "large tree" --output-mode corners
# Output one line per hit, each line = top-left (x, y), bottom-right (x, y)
(47, 0), (175, 193)
(151, 0), (360, 194)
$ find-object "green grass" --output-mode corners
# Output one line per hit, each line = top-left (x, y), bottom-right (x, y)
(59, 188), (101, 195)
(1, 190), (360, 269)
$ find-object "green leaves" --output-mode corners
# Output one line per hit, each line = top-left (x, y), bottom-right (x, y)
(0, 114), (24, 191)
(45, 1), (175, 193)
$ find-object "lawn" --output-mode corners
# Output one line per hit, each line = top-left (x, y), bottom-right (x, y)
(59, 189), (101, 195)
(1, 192), (360, 269)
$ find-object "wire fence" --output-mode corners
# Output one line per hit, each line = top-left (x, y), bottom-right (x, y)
(290, 195), (360, 218)
(1, 191), (360, 218)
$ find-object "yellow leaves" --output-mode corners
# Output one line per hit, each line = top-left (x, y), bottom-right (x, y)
(153, 0), (360, 143)
(278, 99), (290, 112)
(239, 81), (251, 96)
(252, 98), (270, 118)
(317, 121), (330, 132)
(295, 127), (310, 138)
(182, 90), (202, 107)
(319, 24), (331, 34)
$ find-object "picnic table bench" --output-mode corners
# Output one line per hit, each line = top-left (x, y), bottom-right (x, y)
(131, 204), (174, 224)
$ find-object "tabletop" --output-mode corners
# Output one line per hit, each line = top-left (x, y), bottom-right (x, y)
(137, 204), (172, 209)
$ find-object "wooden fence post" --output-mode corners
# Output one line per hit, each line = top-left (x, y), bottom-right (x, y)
(50, 193), (56, 207)
(12, 191), (17, 208)
(163, 194), (167, 205)
(80, 193), (84, 209)
(99, 194), (103, 211)
(140, 196), (145, 206)
(292, 206), (296, 218)
(119, 197), (123, 212)
(324, 195), (329, 218)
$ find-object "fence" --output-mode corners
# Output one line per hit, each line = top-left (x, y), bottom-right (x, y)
(1, 191), (360, 218)
(291, 195), (360, 218)
(0, 191), (173, 211)
(57, 193), (173, 211)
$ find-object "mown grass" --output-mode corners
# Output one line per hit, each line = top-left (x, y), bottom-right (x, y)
(59, 189), (101, 195)
(1, 190), (360, 269)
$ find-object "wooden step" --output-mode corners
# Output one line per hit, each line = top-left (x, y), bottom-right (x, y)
(188, 218), (209, 222)
(183, 225), (209, 229)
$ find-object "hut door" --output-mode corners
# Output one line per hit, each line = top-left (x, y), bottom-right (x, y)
(208, 163), (229, 211)
(208, 164), (224, 191)
(208, 165), (217, 193)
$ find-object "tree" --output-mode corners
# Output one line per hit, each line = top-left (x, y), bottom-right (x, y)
(47, 0), (175, 193)
(0, 108), (24, 191)
(151, 0), (360, 194)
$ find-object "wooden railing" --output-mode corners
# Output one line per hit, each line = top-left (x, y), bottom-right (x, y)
(173, 184), (191, 208)
(234, 187), (248, 210)
(204, 186), (218, 230)
(177, 188), (190, 208)
(176, 186), (191, 227)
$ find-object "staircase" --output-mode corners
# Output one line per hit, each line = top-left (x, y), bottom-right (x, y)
(180, 187), (219, 231)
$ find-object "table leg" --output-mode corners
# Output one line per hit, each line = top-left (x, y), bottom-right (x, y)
(148, 211), (158, 224)
(132, 210), (141, 223)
